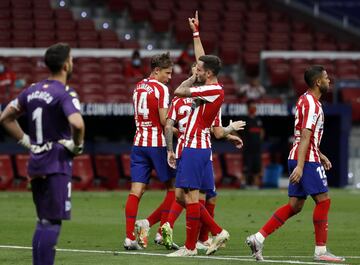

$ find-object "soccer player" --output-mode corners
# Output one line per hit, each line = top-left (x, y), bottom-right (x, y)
(164, 17), (237, 256)
(124, 52), (176, 250)
(161, 12), (245, 251)
(0, 43), (85, 265)
(162, 94), (244, 251)
(246, 65), (345, 262)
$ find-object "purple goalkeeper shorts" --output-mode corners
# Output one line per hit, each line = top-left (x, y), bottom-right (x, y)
(131, 146), (175, 184)
(175, 147), (215, 191)
(288, 159), (328, 198)
(31, 173), (72, 220)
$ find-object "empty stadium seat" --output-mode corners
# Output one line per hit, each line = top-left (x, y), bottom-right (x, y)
(14, 154), (30, 189)
(212, 153), (223, 186)
(341, 88), (360, 121)
(94, 155), (120, 189)
(223, 153), (244, 182)
(0, 155), (14, 190)
(72, 154), (94, 190)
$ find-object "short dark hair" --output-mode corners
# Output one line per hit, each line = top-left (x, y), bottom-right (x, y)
(199, 55), (222, 76)
(150, 52), (173, 70)
(304, 65), (325, 88)
(44, 43), (71, 74)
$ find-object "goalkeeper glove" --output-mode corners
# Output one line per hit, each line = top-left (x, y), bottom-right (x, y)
(58, 139), (84, 155)
(18, 133), (31, 149)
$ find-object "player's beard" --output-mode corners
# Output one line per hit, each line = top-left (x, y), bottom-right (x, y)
(66, 67), (73, 81)
(319, 84), (329, 95)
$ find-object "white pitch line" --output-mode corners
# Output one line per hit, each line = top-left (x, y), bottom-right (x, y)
(0, 245), (350, 265)
(227, 255), (360, 259)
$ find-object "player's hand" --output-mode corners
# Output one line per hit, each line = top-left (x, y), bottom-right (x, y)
(289, 166), (303, 184)
(167, 151), (176, 169)
(320, 154), (332, 170)
(58, 139), (84, 155)
(229, 120), (246, 131)
(188, 10), (199, 32)
(226, 134), (243, 149)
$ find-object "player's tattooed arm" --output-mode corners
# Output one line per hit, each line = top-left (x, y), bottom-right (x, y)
(165, 118), (175, 152)
(174, 74), (196, 97)
(165, 118), (176, 169)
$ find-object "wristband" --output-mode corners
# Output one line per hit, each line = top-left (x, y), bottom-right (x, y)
(193, 32), (199, 38)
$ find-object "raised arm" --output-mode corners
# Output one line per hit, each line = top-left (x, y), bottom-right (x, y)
(188, 10), (205, 61)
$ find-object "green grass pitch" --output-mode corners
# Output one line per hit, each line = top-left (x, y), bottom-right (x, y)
(0, 189), (359, 265)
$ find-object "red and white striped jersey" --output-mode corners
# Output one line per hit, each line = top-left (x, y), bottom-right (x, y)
(183, 84), (224, 149)
(288, 92), (324, 162)
(167, 96), (193, 158)
(133, 78), (169, 147)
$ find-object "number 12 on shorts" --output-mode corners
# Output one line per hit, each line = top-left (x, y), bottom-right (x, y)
(316, 166), (328, 186)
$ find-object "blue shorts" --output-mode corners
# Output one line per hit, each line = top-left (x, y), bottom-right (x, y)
(175, 147), (214, 191)
(31, 173), (71, 220)
(206, 188), (217, 200)
(131, 146), (175, 184)
(176, 158), (217, 199)
(288, 159), (328, 198)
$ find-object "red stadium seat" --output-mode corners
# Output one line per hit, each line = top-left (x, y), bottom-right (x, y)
(219, 43), (241, 65)
(212, 153), (223, 186)
(106, 0), (126, 12)
(150, 10), (171, 32)
(56, 20), (76, 31)
(341, 88), (360, 121)
(12, 31), (34, 41)
(35, 30), (56, 42)
(0, 0), (10, 8)
(11, 0), (32, 9)
(82, 93), (106, 103)
(99, 30), (119, 41)
(0, 20), (11, 31)
(118, 153), (132, 189)
(0, 155), (14, 190)
(34, 20), (55, 30)
(94, 155), (120, 189)
(225, 1), (247, 12)
(129, 0), (150, 22)
(54, 8), (73, 20)
(72, 155), (94, 190)
(121, 40), (140, 49)
(223, 153), (244, 186)
(33, 9), (54, 19)
(13, 20), (33, 31)
(77, 19), (96, 31)
(267, 62), (290, 87)
(0, 31), (11, 41)
(33, 0), (52, 10)
(0, 10), (11, 20)
(100, 60), (123, 72)
(152, 0), (174, 10)
(12, 9), (32, 20)
(14, 154), (30, 189)
(100, 40), (121, 49)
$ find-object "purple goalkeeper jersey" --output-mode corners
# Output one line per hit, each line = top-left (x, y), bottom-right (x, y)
(16, 79), (81, 176)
